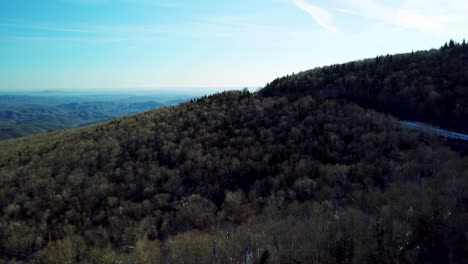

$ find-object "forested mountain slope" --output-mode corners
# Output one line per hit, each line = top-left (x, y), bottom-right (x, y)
(0, 91), (467, 263)
(261, 41), (468, 133)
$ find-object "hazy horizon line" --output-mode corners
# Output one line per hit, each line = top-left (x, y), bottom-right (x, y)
(0, 86), (261, 95)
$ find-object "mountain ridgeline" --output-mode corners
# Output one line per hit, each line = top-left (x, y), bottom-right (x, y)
(0, 43), (467, 263)
(261, 40), (468, 133)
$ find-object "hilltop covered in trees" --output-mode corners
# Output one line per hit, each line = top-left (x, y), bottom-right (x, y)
(0, 43), (467, 263)
(261, 40), (468, 133)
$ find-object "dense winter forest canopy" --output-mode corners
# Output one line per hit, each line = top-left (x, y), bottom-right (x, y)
(262, 40), (468, 133)
(0, 42), (467, 263)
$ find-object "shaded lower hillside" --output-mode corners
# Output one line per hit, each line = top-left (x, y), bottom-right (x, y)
(0, 91), (467, 263)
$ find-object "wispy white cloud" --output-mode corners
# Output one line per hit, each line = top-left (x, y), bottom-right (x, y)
(61, 0), (192, 8)
(0, 18), (319, 47)
(0, 22), (170, 44)
(61, 0), (108, 4)
(0, 22), (101, 34)
(0, 35), (125, 43)
(339, 0), (468, 37)
(290, 0), (338, 32)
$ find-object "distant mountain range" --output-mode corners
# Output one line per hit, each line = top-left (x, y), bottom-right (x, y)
(0, 94), (196, 140)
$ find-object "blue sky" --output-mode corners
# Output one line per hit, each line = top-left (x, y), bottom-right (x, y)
(0, 0), (466, 91)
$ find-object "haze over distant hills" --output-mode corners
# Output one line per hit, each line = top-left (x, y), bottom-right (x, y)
(0, 89), (241, 140)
